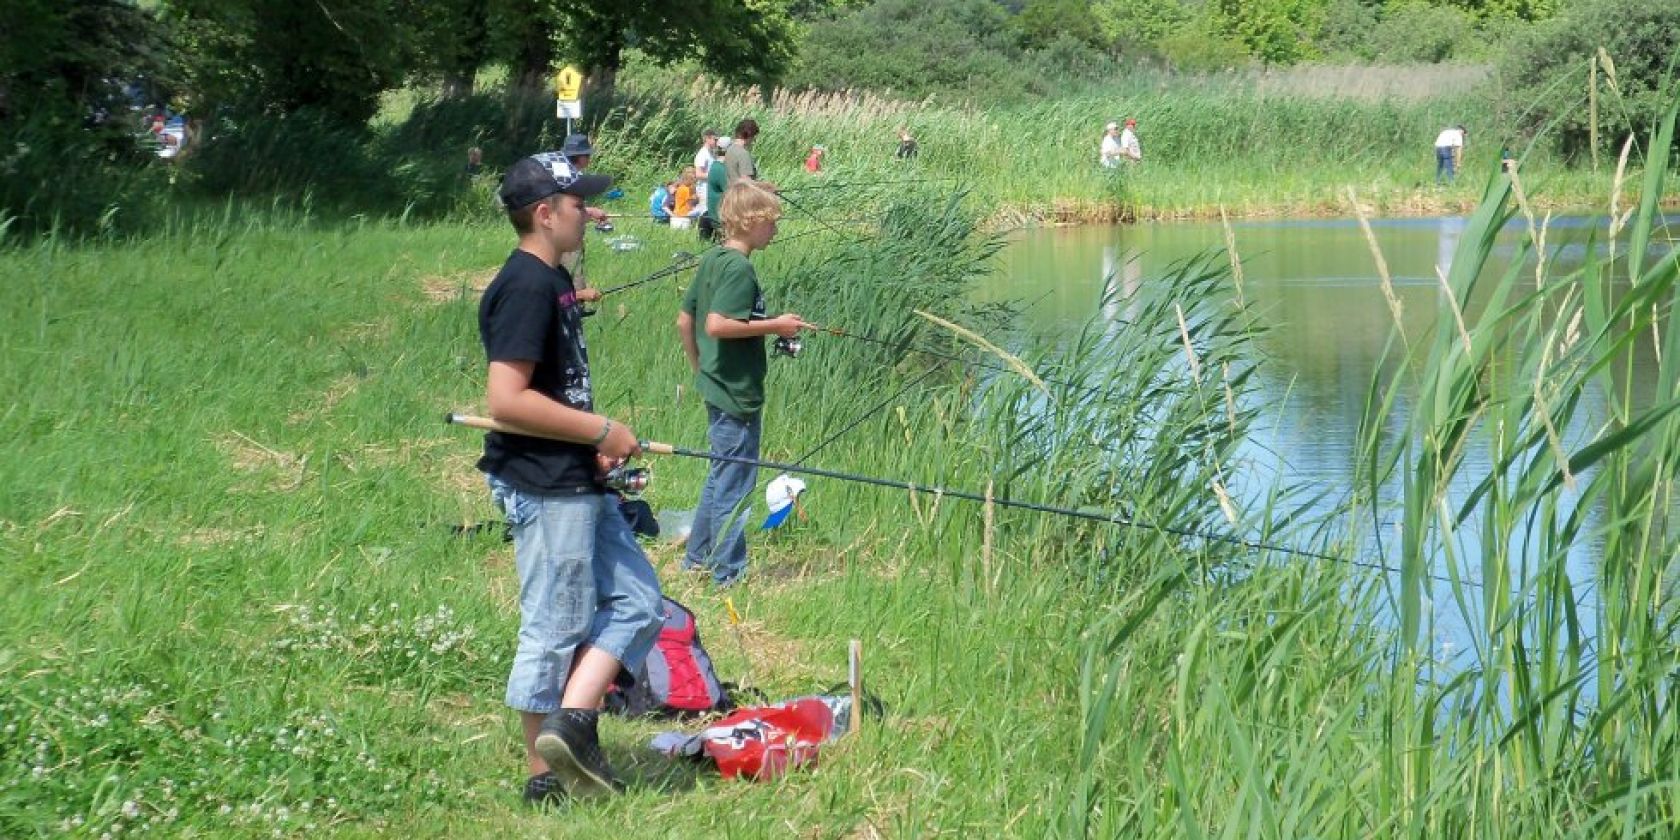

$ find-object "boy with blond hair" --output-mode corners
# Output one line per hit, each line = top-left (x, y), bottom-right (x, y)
(675, 181), (807, 585)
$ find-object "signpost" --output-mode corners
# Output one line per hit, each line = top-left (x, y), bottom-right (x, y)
(555, 66), (584, 134)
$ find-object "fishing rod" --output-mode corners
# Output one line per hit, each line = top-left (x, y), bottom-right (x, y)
(799, 321), (1112, 400)
(594, 226), (858, 302)
(598, 251), (698, 296)
(784, 295), (1054, 462)
(777, 177), (958, 194)
(789, 367), (940, 465)
(777, 190), (868, 244)
(442, 412), (1429, 579)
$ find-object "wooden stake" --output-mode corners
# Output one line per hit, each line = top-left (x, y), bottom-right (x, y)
(982, 479), (994, 593)
(1590, 52), (1599, 173)
(848, 639), (863, 736)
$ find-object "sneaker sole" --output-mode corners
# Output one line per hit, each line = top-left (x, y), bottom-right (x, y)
(534, 732), (620, 798)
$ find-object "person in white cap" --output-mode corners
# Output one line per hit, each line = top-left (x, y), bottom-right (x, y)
(1100, 121), (1123, 168)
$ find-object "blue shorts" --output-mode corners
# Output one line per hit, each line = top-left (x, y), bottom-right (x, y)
(488, 475), (663, 713)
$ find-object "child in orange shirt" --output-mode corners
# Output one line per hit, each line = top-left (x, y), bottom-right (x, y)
(671, 166), (699, 230)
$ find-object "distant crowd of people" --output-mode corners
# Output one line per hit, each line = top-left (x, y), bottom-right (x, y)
(623, 120), (922, 240)
(1095, 114), (1475, 186)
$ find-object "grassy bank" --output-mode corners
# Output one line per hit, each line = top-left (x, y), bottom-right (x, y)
(3, 100), (1679, 836)
(583, 62), (1670, 226)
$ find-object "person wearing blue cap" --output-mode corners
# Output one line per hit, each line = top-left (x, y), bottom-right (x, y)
(556, 133), (606, 302)
(480, 152), (663, 806)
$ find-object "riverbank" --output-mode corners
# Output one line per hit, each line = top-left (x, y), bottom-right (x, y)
(5, 144), (1680, 832)
(591, 70), (1667, 231)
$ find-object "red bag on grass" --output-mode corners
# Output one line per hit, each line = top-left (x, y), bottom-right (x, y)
(699, 699), (837, 781)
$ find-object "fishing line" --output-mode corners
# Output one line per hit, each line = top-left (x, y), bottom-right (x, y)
(777, 177), (958, 194)
(786, 293), (1055, 464)
(593, 227), (841, 298)
(789, 367), (941, 466)
(598, 252), (699, 296)
(805, 321), (1112, 401)
(777, 190), (867, 243)
(443, 413), (1460, 583)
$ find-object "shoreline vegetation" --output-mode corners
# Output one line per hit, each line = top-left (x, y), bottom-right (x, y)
(4, 51), (1680, 835)
(600, 66), (1671, 228)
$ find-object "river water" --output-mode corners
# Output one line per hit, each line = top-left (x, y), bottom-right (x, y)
(987, 216), (1676, 665)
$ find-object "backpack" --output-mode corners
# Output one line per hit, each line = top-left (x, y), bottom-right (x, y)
(606, 597), (732, 718)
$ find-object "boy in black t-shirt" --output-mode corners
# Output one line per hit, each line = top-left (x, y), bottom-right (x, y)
(479, 153), (663, 805)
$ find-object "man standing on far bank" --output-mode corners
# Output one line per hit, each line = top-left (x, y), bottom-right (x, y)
(1435, 124), (1466, 186)
(1119, 118), (1142, 163)
(1100, 121), (1123, 168)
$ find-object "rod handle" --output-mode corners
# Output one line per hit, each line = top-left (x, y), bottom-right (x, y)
(447, 413), (674, 457)
(445, 413), (546, 438)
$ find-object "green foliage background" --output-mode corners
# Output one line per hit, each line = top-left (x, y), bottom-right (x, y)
(0, 0), (1674, 238)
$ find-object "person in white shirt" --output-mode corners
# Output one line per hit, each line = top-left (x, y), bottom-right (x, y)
(1100, 122), (1123, 168)
(693, 129), (719, 210)
(1435, 124), (1466, 185)
(1119, 119), (1141, 163)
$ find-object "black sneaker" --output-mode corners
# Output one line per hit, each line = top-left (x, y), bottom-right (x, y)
(534, 709), (625, 798)
(522, 772), (567, 808)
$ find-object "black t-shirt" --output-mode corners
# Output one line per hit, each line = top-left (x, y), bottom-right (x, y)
(476, 249), (600, 495)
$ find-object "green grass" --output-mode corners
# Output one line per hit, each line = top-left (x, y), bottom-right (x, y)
(2, 98), (1679, 837)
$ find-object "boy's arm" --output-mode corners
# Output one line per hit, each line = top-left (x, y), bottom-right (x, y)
(676, 311), (700, 372)
(486, 360), (639, 458)
(705, 312), (803, 339)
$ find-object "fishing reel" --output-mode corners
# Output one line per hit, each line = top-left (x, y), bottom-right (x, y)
(604, 464), (650, 495)
(594, 220), (616, 233)
(773, 336), (804, 359)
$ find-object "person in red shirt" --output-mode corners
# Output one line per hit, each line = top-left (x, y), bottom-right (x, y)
(804, 145), (825, 174)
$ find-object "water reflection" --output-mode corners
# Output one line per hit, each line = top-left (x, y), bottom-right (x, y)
(990, 216), (1676, 667)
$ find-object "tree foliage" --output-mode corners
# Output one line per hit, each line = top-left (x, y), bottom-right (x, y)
(790, 0), (1115, 100)
(163, 0), (412, 125)
(553, 0), (799, 98)
(1501, 0), (1680, 159)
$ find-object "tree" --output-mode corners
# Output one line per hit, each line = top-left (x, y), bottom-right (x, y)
(163, 0), (411, 125)
(788, 0), (1037, 100)
(1, 0), (175, 125)
(1212, 0), (1327, 65)
(408, 0), (491, 98)
(1502, 0), (1680, 160)
(1014, 0), (1105, 52)
(549, 0), (799, 99)
(1, 0), (178, 235)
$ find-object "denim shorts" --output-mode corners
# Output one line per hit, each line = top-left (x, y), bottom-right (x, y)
(487, 475), (664, 713)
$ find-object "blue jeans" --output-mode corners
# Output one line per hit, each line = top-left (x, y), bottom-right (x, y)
(683, 406), (761, 584)
(488, 476), (663, 713)
(1436, 146), (1456, 184)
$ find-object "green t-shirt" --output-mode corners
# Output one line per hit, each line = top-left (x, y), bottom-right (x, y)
(682, 248), (767, 417)
(705, 160), (728, 222)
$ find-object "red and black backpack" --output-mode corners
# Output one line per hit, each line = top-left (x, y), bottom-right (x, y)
(606, 597), (735, 718)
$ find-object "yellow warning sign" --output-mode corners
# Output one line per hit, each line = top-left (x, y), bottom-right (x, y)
(554, 66), (584, 101)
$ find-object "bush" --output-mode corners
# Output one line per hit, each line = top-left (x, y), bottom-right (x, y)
(1501, 0), (1680, 160)
(789, 0), (1103, 102)
(0, 115), (175, 239)
(1369, 1), (1478, 64)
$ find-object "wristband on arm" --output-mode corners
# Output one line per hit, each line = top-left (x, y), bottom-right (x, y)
(590, 419), (613, 446)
